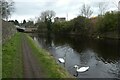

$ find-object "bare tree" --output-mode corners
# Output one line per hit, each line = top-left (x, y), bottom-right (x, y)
(0, 0), (15, 20)
(40, 10), (55, 22)
(39, 10), (55, 32)
(80, 4), (93, 18)
(111, 1), (120, 11)
(98, 2), (108, 15)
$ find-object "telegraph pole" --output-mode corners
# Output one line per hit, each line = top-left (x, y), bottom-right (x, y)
(118, 1), (120, 11)
(66, 13), (68, 21)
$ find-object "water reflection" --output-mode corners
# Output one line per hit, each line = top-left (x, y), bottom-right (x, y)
(32, 34), (120, 78)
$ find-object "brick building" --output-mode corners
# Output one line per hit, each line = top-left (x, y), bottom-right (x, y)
(54, 17), (66, 22)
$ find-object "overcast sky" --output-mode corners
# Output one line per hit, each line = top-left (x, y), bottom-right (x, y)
(9, 0), (120, 22)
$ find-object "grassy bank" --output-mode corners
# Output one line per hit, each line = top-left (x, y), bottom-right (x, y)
(26, 34), (74, 78)
(0, 43), (2, 79)
(2, 33), (23, 78)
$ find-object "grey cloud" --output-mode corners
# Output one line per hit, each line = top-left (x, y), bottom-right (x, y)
(15, 2), (43, 15)
(11, 0), (119, 21)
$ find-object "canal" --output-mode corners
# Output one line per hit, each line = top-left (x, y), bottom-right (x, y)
(31, 34), (120, 78)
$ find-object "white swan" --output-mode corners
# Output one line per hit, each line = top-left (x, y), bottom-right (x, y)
(74, 65), (89, 72)
(58, 58), (65, 63)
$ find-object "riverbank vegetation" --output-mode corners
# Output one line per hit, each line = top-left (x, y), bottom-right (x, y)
(35, 5), (120, 39)
(26, 34), (74, 78)
(2, 33), (23, 78)
(52, 11), (120, 39)
(96, 11), (120, 39)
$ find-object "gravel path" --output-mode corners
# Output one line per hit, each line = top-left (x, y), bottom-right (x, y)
(21, 34), (46, 78)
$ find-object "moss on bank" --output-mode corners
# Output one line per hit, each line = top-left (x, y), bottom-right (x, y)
(2, 33), (23, 78)
(26, 34), (74, 78)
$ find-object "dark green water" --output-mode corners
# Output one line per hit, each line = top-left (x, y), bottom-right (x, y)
(32, 34), (120, 78)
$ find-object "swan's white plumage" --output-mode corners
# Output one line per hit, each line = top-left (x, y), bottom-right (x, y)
(58, 58), (65, 63)
(74, 65), (89, 72)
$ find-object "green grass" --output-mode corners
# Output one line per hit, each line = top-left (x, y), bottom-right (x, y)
(2, 33), (23, 78)
(0, 42), (2, 79)
(26, 34), (74, 78)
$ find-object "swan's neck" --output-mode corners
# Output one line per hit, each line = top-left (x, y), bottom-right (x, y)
(76, 66), (79, 70)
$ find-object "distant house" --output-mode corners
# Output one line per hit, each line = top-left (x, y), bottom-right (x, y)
(54, 17), (66, 22)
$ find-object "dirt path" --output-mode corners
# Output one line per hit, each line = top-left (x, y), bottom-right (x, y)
(21, 34), (46, 78)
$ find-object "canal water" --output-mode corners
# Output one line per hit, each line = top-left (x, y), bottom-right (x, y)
(31, 34), (120, 78)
